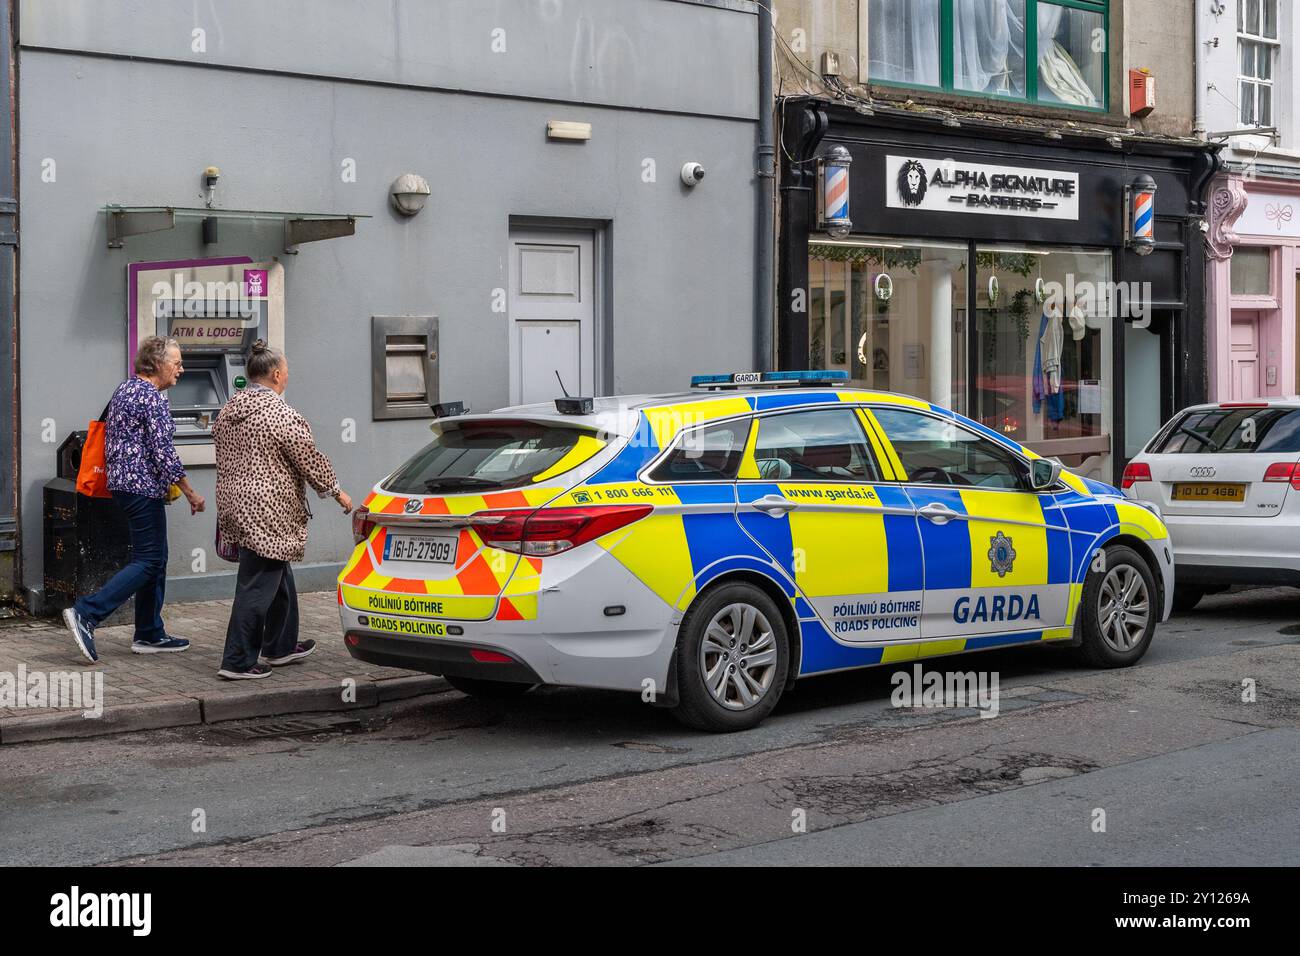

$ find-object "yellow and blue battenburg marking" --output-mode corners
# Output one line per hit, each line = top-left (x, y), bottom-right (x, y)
(341, 382), (1164, 680)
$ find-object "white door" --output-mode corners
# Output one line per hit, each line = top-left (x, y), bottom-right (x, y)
(508, 228), (595, 405)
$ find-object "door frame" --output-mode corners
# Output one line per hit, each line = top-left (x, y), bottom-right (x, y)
(508, 217), (612, 399)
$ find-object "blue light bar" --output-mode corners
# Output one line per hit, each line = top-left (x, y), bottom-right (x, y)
(690, 370), (850, 389)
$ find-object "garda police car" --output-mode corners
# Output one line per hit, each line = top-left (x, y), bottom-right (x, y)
(338, 371), (1174, 732)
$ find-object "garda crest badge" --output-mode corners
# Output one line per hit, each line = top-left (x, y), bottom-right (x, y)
(988, 531), (1016, 577)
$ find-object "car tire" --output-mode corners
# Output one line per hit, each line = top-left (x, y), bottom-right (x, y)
(671, 582), (790, 733)
(1072, 545), (1159, 668)
(1171, 584), (1203, 613)
(444, 675), (534, 698)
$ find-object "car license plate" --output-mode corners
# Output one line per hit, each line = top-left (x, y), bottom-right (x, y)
(1172, 482), (1245, 502)
(383, 533), (458, 564)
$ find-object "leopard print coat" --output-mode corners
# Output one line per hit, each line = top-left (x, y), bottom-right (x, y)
(212, 385), (339, 562)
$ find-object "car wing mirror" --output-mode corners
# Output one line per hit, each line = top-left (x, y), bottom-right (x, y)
(1030, 457), (1063, 491)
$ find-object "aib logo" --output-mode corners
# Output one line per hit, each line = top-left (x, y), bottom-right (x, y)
(897, 159), (928, 207)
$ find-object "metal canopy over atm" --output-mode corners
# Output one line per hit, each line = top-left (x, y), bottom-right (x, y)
(104, 205), (370, 254)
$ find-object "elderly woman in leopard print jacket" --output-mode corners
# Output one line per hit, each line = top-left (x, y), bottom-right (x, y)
(212, 340), (352, 680)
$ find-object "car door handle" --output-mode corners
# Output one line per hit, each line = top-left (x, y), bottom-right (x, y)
(918, 502), (961, 525)
(753, 494), (797, 517)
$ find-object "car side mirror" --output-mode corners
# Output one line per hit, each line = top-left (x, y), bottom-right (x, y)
(1030, 457), (1063, 491)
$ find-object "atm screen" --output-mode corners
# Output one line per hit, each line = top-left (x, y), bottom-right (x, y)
(169, 370), (222, 410)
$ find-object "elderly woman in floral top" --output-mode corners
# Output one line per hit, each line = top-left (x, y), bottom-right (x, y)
(63, 336), (206, 663)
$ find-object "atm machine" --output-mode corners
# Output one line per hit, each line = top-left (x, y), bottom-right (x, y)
(153, 297), (268, 444)
(129, 258), (283, 465)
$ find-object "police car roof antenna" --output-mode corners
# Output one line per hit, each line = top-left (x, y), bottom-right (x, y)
(555, 370), (571, 398)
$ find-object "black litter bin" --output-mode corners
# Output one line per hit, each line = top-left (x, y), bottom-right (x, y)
(43, 432), (133, 624)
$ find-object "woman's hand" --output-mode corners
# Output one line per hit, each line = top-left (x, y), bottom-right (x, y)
(334, 490), (354, 515)
(177, 478), (205, 515)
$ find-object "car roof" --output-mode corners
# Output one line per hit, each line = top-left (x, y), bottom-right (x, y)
(1175, 397), (1300, 413)
(474, 387), (932, 434)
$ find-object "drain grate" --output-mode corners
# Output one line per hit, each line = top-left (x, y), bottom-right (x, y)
(212, 715), (361, 740)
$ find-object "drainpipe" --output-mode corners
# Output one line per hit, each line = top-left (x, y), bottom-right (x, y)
(755, 2), (775, 372)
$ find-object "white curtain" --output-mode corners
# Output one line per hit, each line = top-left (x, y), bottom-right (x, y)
(868, 0), (941, 87)
(1037, 4), (1100, 107)
(953, 0), (1026, 96)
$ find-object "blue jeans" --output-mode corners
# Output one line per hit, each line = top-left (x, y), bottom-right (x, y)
(74, 491), (168, 641)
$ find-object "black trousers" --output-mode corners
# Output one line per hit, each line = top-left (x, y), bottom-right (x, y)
(220, 549), (299, 671)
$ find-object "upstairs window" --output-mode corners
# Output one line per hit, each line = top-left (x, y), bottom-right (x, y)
(866, 0), (1108, 111)
(1238, 0), (1279, 127)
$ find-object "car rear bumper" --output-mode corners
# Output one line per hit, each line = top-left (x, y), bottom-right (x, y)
(344, 631), (544, 684)
(1162, 513), (1300, 577)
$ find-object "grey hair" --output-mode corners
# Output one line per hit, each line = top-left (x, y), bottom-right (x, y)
(246, 339), (285, 380)
(134, 335), (180, 376)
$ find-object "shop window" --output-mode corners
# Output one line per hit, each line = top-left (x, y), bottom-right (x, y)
(371, 315), (440, 420)
(866, 0), (1108, 110)
(1230, 247), (1272, 296)
(973, 245), (1112, 455)
(1238, 0), (1278, 127)
(807, 239), (968, 411)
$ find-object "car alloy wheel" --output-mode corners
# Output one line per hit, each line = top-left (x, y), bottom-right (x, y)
(699, 602), (778, 710)
(1097, 564), (1151, 653)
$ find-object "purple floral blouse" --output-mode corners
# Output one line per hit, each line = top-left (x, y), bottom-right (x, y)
(104, 377), (186, 498)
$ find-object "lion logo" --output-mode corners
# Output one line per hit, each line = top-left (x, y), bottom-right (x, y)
(897, 159), (927, 207)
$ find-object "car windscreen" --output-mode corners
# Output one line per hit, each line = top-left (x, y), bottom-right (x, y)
(382, 420), (604, 494)
(1149, 407), (1300, 454)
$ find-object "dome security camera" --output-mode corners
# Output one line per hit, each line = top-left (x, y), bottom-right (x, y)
(680, 162), (706, 187)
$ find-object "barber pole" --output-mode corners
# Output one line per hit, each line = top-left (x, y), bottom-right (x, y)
(818, 145), (852, 238)
(1127, 174), (1157, 256)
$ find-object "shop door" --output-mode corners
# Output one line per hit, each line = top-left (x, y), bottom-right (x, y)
(1230, 316), (1260, 402)
(508, 228), (595, 405)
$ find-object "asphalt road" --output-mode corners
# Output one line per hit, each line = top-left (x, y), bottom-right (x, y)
(3, 587), (1299, 867)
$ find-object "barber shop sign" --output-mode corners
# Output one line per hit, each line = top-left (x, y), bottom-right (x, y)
(886, 155), (1079, 221)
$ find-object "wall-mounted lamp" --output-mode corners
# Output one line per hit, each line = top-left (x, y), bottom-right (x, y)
(202, 166), (220, 244)
(1126, 174), (1157, 256)
(547, 120), (592, 142)
(389, 173), (431, 217)
(817, 145), (852, 239)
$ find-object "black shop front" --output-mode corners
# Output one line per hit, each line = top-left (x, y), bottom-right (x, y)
(776, 98), (1220, 486)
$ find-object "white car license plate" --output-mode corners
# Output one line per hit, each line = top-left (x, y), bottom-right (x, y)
(383, 533), (458, 564)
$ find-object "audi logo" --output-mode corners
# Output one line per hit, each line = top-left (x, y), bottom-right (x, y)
(1189, 466), (1216, 478)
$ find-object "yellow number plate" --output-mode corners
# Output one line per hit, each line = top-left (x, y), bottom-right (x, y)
(1172, 483), (1245, 502)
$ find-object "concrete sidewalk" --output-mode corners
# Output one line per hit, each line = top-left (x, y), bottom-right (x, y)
(0, 591), (444, 745)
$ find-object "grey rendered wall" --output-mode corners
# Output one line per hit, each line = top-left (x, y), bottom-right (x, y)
(17, 0), (758, 600)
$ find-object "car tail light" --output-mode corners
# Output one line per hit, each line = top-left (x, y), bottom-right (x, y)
(352, 506), (376, 544)
(1263, 462), (1300, 490)
(474, 504), (654, 556)
(1121, 461), (1152, 489)
(1220, 402), (1268, 408)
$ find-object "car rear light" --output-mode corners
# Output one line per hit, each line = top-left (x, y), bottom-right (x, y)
(1263, 462), (1300, 490)
(474, 504), (654, 556)
(1220, 402), (1268, 408)
(352, 506), (376, 544)
(470, 649), (515, 664)
(1121, 461), (1152, 489)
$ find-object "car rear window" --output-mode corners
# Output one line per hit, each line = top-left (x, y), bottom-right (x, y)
(383, 420), (604, 494)
(1149, 407), (1300, 454)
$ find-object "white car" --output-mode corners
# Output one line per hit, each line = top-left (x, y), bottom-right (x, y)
(1123, 398), (1300, 610)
